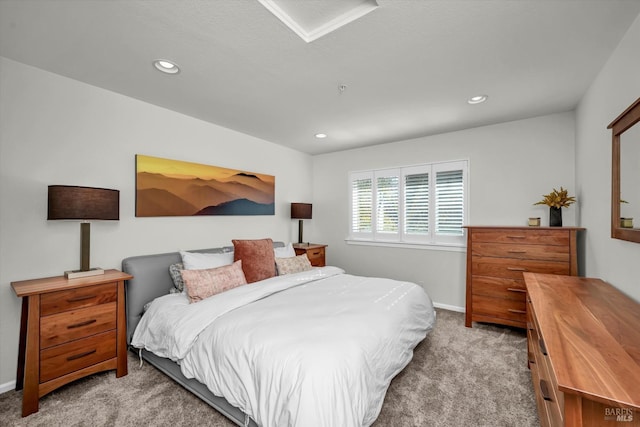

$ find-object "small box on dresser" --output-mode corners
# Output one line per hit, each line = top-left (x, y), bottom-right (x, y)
(464, 226), (584, 329)
(11, 269), (132, 417)
(524, 273), (640, 427)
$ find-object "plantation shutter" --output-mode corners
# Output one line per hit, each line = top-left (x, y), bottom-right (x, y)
(375, 173), (399, 235)
(435, 168), (464, 236)
(404, 172), (429, 235)
(349, 160), (467, 246)
(351, 175), (373, 234)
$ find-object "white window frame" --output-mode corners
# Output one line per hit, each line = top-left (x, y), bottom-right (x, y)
(347, 160), (468, 251)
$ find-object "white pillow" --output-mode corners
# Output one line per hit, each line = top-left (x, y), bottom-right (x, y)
(273, 243), (296, 258)
(180, 250), (234, 270)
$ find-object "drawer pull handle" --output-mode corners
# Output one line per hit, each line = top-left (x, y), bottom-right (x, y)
(539, 379), (553, 401)
(66, 295), (96, 303)
(507, 235), (526, 239)
(507, 267), (527, 272)
(67, 349), (96, 361)
(539, 338), (548, 355)
(507, 287), (526, 293)
(508, 309), (526, 314)
(508, 250), (527, 254)
(67, 319), (97, 329)
(311, 251), (321, 255)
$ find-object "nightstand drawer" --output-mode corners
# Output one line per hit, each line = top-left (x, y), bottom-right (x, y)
(293, 244), (327, 267)
(41, 282), (117, 316)
(40, 330), (116, 383)
(40, 302), (117, 349)
(305, 247), (325, 263)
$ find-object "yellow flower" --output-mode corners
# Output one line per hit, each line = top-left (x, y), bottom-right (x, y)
(534, 187), (576, 209)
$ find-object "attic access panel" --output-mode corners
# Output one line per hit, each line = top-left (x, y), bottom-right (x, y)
(258, 0), (378, 42)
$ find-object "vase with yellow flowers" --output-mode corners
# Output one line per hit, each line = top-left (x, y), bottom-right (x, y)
(534, 187), (576, 227)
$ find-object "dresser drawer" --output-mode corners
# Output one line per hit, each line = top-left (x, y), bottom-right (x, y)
(470, 242), (569, 262)
(41, 282), (117, 316)
(40, 302), (117, 349)
(40, 330), (116, 383)
(471, 294), (527, 323)
(471, 256), (570, 280)
(471, 229), (570, 246)
(471, 276), (526, 301)
(528, 301), (563, 426)
(531, 347), (563, 427)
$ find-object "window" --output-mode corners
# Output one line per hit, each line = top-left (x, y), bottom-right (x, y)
(348, 160), (468, 247)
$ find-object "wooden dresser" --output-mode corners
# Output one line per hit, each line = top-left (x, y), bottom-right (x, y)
(292, 243), (327, 267)
(525, 273), (640, 427)
(11, 269), (132, 417)
(464, 226), (583, 328)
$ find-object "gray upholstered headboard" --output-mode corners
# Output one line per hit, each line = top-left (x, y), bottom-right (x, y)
(122, 242), (284, 344)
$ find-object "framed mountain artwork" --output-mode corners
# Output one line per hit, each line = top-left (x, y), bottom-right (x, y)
(135, 154), (275, 217)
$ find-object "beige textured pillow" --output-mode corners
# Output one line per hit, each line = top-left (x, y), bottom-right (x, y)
(275, 254), (313, 275)
(181, 260), (247, 303)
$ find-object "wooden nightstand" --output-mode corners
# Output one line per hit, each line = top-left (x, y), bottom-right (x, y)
(11, 269), (132, 417)
(292, 243), (327, 267)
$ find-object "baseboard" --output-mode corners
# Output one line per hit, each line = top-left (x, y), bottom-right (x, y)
(432, 302), (465, 313)
(0, 380), (16, 395)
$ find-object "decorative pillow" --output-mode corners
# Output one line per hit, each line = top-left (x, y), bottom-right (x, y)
(169, 262), (185, 292)
(181, 260), (247, 303)
(232, 238), (276, 283)
(180, 250), (234, 270)
(275, 254), (313, 275)
(274, 242), (296, 258)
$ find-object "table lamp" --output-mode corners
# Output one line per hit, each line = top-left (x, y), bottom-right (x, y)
(291, 202), (312, 244)
(48, 185), (119, 278)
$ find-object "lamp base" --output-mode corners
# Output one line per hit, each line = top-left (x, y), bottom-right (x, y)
(65, 268), (104, 279)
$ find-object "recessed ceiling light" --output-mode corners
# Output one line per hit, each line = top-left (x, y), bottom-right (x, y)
(468, 95), (488, 105)
(315, 133), (328, 139)
(153, 59), (180, 74)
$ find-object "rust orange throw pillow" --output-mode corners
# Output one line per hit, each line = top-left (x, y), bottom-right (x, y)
(232, 238), (276, 283)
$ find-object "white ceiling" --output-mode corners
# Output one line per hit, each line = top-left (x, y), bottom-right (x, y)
(1, 0), (640, 155)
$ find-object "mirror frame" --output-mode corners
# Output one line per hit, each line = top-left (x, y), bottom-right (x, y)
(608, 97), (640, 243)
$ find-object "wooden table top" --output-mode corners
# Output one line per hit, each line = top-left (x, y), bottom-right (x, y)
(524, 273), (640, 409)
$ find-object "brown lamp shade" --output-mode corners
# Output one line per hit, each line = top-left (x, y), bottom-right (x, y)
(291, 203), (312, 219)
(48, 185), (119, 220)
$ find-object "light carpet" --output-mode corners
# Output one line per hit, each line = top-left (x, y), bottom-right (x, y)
(0, 309), (538, 426)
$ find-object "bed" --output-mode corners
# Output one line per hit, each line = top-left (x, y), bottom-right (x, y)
(123, 241), (435, 427)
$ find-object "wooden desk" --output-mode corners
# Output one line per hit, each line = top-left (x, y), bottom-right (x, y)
(11, 269), (132, 417)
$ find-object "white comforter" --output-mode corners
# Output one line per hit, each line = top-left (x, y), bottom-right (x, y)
(132, 267), (435, 427)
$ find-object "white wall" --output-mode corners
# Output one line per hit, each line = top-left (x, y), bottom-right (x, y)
(575, 13), (640, 301)
(312, 112), (576, 309)
(0, 57), (313, 386)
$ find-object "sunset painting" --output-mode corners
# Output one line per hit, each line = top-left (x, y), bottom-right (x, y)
(135, 155), (275, 217)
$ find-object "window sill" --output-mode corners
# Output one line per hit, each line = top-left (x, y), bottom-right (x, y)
(344, 238), (466, 252)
